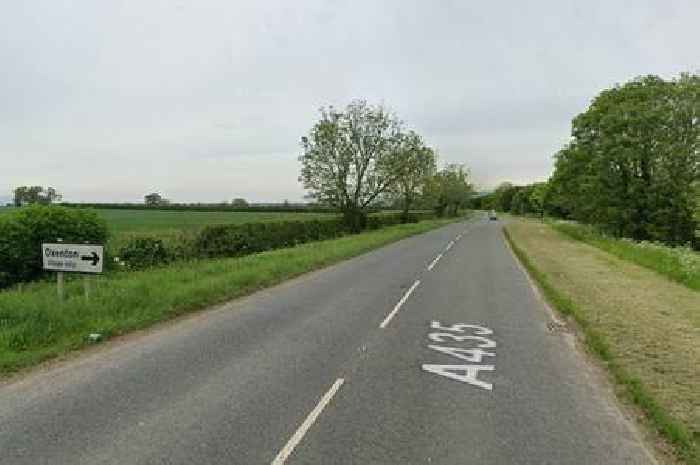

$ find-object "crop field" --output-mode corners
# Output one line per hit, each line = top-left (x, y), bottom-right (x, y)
(95, 209), (336, 234)
(0, 207), (334, 231)
(1, 207), (337, 244)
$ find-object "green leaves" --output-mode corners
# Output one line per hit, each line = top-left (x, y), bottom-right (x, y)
(0, 205), (109, 289)
(549, 73), (700, 245)
(299, 100), (439, 227)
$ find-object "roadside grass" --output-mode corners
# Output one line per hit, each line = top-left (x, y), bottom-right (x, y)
(504, 219), (700, 464)
(550, 220), (700, 291)
(0, 218), (457, 376)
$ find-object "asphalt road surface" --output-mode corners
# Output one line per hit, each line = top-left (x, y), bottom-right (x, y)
(0, 215), (657, 464)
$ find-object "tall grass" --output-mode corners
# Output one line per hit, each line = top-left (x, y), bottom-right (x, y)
(551, 221), (700, 291)
(0, 219), (455, 375)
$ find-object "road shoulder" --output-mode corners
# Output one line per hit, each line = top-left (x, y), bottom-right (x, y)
(504, 218), (699, 465)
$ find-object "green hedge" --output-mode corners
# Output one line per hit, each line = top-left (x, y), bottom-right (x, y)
(195, 217), (347, 259)
(0, 206), (109, 289)
(117, 212), (434, 269)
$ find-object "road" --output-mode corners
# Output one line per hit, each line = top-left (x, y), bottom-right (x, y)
(0, 215), (656, 464)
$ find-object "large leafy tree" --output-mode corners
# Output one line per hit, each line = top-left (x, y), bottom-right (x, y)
(491, 182), (517, 212)
(564, 74), (699, 242)
(391, 131), (437, 220)
(547, 143), (597, 221)
(425, 164), (473, 217)
(299, 100), (404, 231)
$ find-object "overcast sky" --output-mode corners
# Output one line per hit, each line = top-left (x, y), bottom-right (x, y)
(1, 0), (698, 203)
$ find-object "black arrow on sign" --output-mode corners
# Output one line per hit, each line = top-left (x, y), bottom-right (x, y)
(81, 252), (100, 266)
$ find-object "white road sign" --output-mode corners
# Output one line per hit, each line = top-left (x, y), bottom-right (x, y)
(42, 243), (104, 273)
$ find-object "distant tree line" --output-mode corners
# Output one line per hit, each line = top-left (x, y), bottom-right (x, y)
(12, 186), (61, 206)
(475, 73), (699, 247)
(59, 202), (340, 214)
(299, 100), (473, 231)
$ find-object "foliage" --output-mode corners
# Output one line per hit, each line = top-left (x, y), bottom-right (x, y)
(144, 193), (169, 207)
(548, 74), (700, 245)
(13, 186), (61, 206)
(118, 237), (171, 270)
(193, 212), (418, 259)
(389, 131), (437, 220)
(0, 205), (109, 289)
(424, 164), (474, 217)
(231, 198), (249, 208)
(299, 100), (439, 231)
(493, 182), (516, 212)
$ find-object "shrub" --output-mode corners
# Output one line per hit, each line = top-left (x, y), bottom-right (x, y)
(195, 217), (348, 258)
(0, 205), (109, 289)
(118, 237), (171, 270)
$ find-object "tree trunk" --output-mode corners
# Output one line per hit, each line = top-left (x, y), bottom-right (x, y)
(401, 195), (412, 223)
(342, 207), (367, 233)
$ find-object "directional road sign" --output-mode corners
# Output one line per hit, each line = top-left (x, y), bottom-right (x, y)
(42, 243), (104, 273)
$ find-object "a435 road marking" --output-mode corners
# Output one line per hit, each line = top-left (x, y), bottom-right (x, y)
(421, 321), (496, 391)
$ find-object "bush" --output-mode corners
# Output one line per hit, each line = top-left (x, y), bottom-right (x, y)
(118, 237), (171, 270)
(195, 217), (348, 258)
(0, 205), (109, 289)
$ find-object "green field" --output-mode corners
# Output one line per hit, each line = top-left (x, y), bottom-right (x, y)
(1, 207), (338, 250)
(0, 207), (334, 232)
(95, 209), (336, 234)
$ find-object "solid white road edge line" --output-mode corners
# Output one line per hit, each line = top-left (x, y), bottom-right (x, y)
(445, 240), (455, 251)
(379, 280), (421, 329)
(270, 378), (345, 465)
(427, 253), (443, 271)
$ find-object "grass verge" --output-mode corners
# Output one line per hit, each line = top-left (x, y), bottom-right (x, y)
(550, 221), (700, 291)
(504, 220), (699, 464)
(0, 218), (457, 377)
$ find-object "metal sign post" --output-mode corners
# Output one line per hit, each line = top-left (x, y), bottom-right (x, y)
(57, 269), (64, 300)
(83, 275), (90, 301)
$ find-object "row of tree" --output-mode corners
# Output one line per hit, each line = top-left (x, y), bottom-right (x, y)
(477, 73), (699, 246)
(12, 186), (61, 206)
(299, 100), (473, 230)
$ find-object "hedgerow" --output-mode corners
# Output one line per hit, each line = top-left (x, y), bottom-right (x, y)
(0, 206), (109, 288)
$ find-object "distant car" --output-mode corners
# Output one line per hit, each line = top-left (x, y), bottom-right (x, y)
(488, 210), (498, 220)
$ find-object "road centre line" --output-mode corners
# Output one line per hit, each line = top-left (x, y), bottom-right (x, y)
(271, 378), (345, 465)
(445, 240), (455, 251)
(379, 280), (421, 329)
(427, 253), (443, 271)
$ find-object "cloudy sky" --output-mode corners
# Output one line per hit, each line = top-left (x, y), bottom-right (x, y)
(1, 0), (698, 203)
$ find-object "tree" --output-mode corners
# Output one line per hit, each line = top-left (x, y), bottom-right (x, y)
(426, 164), (473, 217)
(492, 182), (517, 212)
(528, 182), (549, 219)
(13, 186), (61, 206)
(299, 100), (404, 231)
(556, 74), (699, 243)
(144, 193), (168, 207)
(231, 198), (249, 208)
(391, 131), (437, 221)
(509, 186), (530, 214)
